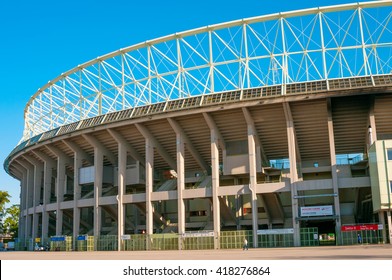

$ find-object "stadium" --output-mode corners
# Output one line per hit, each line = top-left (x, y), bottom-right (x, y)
(4, 1), (392, 251)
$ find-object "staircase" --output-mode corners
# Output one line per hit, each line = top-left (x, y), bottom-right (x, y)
(259, 193), (284, 224)
(157, 179), (177, 192)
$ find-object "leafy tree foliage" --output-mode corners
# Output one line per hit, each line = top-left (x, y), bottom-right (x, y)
(0, 191), (18, 237)
(4, 205), (20, 237)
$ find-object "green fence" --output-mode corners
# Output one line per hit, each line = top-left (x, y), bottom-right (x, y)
(220, 230), (253, 249)
(151, 234), (178, 250)
(258, 232), (294, 248)
(122, 234), (147, 251)
(18, 226), (387, 251)
(50, 236), (72, 251)
(300, 228), (319, 246)
(97, 235), (118, 251)
(341, 229), (383, 245)
(76, 236), (94, 251)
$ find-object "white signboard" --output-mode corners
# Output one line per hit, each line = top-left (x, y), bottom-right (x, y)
(300, 205), (333, 217)
(121, 235), (131, 240)
(257, 228), (294, 235)
(182, 231), (214, 238)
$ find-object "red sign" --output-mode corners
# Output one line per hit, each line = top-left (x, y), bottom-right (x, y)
(341, 224), (379, 231)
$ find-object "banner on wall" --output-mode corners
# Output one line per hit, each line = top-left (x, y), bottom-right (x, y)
(300, 205), (333, 217)
(341, 224), (382, 231)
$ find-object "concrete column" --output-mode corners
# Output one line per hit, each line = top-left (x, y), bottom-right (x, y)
(236, 194), (243, 230)
(388, 211), (392, 244)
(32, 163), (43, 239)
(247, 125), (259, 247)
(145, 139), (154, 232)
(56, 155), (66, 236)
(19, 169), (27, 241)
(94, 147), (103, 243)
(73, 151), (83, 250)
(378, 211), (386, 243)
(26, 214), (32, 241)
(211, 129), (221, 249)
(27, 165), (34, 210)
(42, 161), (53, 240)
(18, 161), (34, 240)
(327, 98), (342, 244)
(145, 138), (154, 250)
(284, 103), (300, 246)
(117, 143), (127, 251)
(176, 132), (185, 249)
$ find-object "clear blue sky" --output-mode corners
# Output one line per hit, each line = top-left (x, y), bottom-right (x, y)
(0, 0), (365, 207)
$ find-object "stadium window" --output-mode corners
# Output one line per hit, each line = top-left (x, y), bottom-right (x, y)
(388, 149), (392, 160)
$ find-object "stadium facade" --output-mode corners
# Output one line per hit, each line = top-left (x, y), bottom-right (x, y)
(4, 1), (392, 251)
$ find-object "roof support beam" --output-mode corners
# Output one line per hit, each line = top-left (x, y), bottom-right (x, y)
(283, 102), (302, 177)
(283, 102), (300, 246)
(62, 139), (94, 165)
(135, 123), (176, 170)
(367, 95), (377, 149)
(44, 145), (74, 167)
(82, 134), (117, 166)
(242, 108), (269, 167)
(327, 97), (342, 244)
(202, 112), (225, 150)
(168, 118), (209, 172)
(107, 128), (145, 167)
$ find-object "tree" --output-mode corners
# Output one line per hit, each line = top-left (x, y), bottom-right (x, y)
(0, 191), (11, 234)
(3, 205), (20, 238)
(0, 190), (10, 214)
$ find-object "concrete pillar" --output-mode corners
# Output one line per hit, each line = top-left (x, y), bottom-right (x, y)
(73, 151), (83, 250)
(327, 98), (342, 244)
(42, 161), (53, 240)
(18, 160), (34, 241)
(378, 211), (386, 243)
(284, 103), (300, 246)
(211, 129), (221, 249)
(235, 194), (243, 230)
(145, 138), (154, 249)
(19, 169), (27, 242)
(176, 132), (185, 249)
(388, 211), (392, 244)
(56, 155), (66, 236)
(117, 143), (127, 251)
(247, 125), (259, 247)
(32, 163), (43, 239)
(93, 147), (103, 243)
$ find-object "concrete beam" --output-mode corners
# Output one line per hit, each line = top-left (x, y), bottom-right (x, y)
(107, 128), (145, 166)
(135, 123), (176, 170)
(62, 139), (94, 165)
(242, 107), (269, 167)
(82, 134), (117, 166)
(45, 145), (73, 166)
(168, 118), (209, 171)
(202, 112), (225, 150)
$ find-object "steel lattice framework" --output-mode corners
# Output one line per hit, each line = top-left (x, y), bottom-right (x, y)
(23, 1), (392, 141)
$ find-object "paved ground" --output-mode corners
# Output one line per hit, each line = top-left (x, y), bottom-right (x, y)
(1, 244), (392, 260)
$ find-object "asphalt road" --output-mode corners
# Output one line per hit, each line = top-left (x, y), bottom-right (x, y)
(1, 244), (392, 260)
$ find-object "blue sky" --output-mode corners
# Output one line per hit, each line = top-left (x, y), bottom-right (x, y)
(0, 0), (367, 206)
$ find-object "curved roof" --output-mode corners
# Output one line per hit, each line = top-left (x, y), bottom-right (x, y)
(17, 1), (392, 141)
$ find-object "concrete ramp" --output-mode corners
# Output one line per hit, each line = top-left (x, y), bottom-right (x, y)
(135, 202), (167, 227)
(157, 179), (177, 192)
(259, 193), (284, 224)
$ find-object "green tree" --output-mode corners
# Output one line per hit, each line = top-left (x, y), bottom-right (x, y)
(0, 191), (11, 233)
(3, 205), (20, 238)
(0, 190), (10, 213)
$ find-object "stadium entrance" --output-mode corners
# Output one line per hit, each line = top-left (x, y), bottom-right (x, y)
(303, 220), (336, 246)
